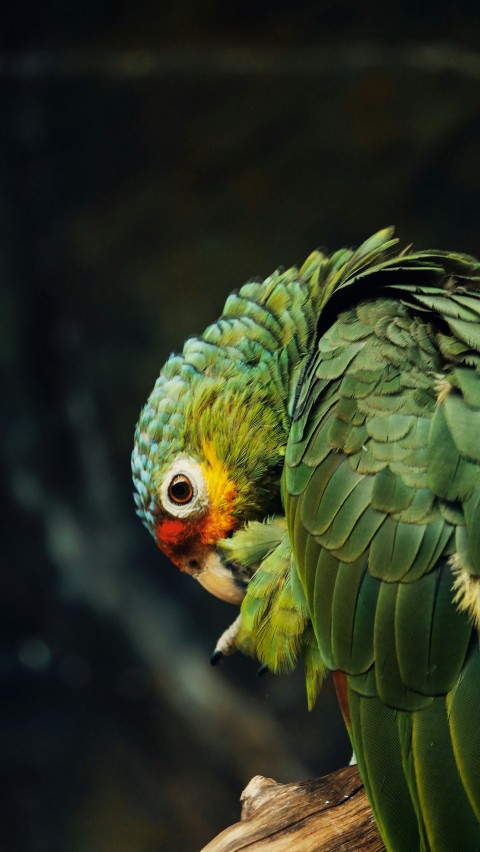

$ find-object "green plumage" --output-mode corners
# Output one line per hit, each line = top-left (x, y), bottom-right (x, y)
(283, 230), (480, 850)
(133, 228), (480, 851)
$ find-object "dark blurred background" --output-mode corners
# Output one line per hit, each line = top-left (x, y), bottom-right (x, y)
(2, 3), (480, 850)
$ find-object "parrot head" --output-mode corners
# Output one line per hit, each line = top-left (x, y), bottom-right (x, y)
(132, 256), (326, 615)
(132, 351), (287, 604)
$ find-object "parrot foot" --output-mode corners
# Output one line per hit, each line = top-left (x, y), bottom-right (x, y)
(210, 613), (242, 665)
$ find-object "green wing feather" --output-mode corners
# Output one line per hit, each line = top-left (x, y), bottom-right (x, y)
(284, 230), (480, 850)
(224, 519), (327, 706)
(447, 649), (480, 821)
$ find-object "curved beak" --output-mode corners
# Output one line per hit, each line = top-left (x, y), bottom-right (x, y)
(180, 549), (251, 605)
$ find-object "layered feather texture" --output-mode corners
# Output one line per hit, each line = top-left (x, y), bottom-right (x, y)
(284, 230), (480, 850)
(132, 253), (330, 536)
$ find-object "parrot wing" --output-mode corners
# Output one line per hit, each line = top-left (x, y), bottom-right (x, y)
(285, 233), (480, 851)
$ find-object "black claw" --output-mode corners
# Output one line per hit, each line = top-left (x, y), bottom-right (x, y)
(257, 664), (269, 678)
(210, 649), (223, 666)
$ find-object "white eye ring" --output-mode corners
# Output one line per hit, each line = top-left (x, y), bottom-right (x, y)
(160, 457), (208, 518)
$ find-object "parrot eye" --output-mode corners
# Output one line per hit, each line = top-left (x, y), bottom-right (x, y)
(160, 457), (208, 518)
(168, 474), (194, 505)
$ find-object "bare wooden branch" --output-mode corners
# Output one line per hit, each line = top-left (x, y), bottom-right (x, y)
(202, 765), (384, 851)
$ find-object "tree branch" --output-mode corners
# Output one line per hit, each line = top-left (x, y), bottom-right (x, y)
(203, 766), (384, 851)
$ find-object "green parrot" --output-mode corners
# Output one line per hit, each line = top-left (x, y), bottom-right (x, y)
(132, 228), (480, 851)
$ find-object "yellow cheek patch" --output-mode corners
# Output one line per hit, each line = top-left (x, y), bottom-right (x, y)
(199, 440), (237, 546)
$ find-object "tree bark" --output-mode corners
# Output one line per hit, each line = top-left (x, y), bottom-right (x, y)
(202, 765), (384, 851)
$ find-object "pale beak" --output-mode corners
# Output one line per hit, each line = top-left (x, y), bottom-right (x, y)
(195, 550), (247, 604)
(180, 549), (251, 605)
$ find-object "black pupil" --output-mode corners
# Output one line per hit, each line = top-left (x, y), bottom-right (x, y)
(169, 477), (192, 503)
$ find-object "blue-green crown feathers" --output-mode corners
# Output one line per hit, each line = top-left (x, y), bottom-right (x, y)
(131, 253), (335, 534)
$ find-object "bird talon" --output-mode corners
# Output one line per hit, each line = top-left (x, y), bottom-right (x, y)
(210, 613), (242, 664)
